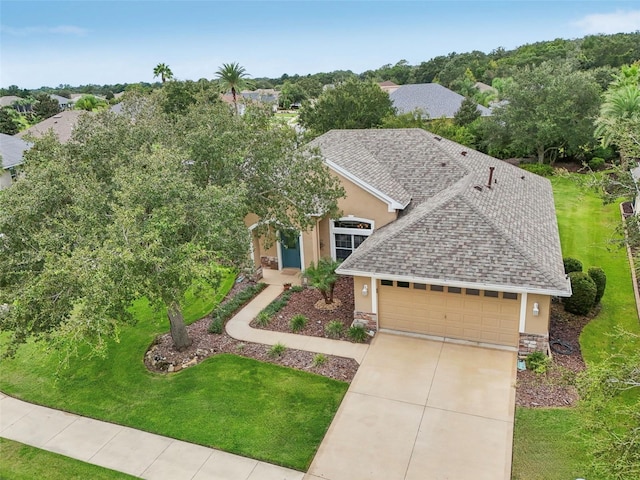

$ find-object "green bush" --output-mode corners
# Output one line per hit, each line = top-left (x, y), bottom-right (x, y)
(587, 266), (607, 304)
(347, 325), (367, 343)
(564, 271), (597, 315)
(261, 291), (292, 318)
(324, 320), (345, 339)
(563, 257), (583, 274)
(525, 351), (550, 374)
(520, 163), (554, 177)
(290, 285), (304, 293)
(268, 342), (286, 358)
(208, 282), (267, 333)
(312, 353), (327, 367)
(588, 157), (605, 170)
(255, 311), (271, 327)
(289, 314), (308, 333)
(209, 317), (223, 334)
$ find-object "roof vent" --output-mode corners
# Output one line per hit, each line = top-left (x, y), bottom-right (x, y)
(487, 166), (495, 189)
(521, 175), (525, 180)
(474, 185), (483, 191)
(434, 136), (442, 141)
(460, 151), (467, 156)
(440, 162), (447, 167)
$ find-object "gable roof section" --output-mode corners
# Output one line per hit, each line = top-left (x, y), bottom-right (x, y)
(16, 110), (85, 144)
(330, 129), (569, 295)
(390, 83), (492, 119)
(0, 133), (31, 169)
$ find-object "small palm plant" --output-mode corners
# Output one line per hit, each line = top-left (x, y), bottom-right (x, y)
(304, 258), (341, 305)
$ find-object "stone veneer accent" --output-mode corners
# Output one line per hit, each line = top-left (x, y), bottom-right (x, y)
(352, 311), (378, 332)
(518, 333), (549, 357)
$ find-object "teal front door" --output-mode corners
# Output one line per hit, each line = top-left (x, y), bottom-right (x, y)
(280, 231), (301, 269)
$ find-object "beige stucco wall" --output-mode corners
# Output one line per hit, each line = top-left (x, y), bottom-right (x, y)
(302, 228), (319, 269)
(353, 276), (374, 313)
(524, 294), (551, 335)
(334, 171), (397, 228)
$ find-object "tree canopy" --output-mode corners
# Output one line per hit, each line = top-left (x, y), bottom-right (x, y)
(0, 88), (344, 359)
(215, 62), (253, 114)
(153, 63), (174, 83)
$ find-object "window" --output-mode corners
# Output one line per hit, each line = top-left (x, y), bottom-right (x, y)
(484, 290), (499, 298)
(448, 287), (462, 294)
(413, 283), (427, 290)
(466, 289), (480, 296)
(381, 279), (393, 286)
(397, 281), (410, 288)
(503, 292), (518, 300)
(331, 217), (373, 260)
(430, 285), (444, 292)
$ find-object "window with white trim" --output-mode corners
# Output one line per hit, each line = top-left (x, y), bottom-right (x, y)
(331, 217), (374, 260)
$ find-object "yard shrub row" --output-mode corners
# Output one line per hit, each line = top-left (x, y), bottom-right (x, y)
(208, 282), (268, 333)
(562, 258), (607, 316)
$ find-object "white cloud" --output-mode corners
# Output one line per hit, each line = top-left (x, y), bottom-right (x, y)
(573, 9), (640, 34)
(0, 25), (88, 36)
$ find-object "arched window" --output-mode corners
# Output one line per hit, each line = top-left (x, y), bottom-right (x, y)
(330, 217), (374, 260)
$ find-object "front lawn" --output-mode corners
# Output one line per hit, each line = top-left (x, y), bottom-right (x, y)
(511, 174), (640, 479)
(0, 273), (348, 471)
(0, 438), (138, 480)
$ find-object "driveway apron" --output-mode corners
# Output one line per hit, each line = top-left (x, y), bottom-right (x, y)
(305, 332), (516, 480)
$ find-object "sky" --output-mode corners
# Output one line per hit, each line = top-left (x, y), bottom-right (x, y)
(1, 0), (640, 89)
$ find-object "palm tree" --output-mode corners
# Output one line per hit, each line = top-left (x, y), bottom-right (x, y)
(153, 63), (174, 84)
(215, 62), (253, 114)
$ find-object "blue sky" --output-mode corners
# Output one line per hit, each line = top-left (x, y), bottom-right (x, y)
(1, 0), (639, 89)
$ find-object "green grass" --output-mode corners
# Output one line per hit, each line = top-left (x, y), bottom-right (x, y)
(0, 438), (137, 480)
(0, 272), (348, 471)
(512, 174), (640, 479)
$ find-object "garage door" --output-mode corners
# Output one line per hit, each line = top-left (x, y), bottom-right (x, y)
(378, 280), (520, 347)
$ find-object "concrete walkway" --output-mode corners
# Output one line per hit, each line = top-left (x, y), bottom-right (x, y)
(226, 284), (369, 364)
(0, 392), (303, 480)
(305, 333), (517, 480)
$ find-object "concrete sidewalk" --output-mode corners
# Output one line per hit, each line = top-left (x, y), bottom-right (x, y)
(226, 284), (369, 364)
(0, 392), (303, 480)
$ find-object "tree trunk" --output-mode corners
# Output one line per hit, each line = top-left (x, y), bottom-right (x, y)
(537, 145), (545, 164)
(168, 302), (192, 351)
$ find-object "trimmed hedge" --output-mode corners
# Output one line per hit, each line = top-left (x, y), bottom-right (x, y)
(208, 282), (268, 333)
(563, 257), (583, 274)
(588, 266), (607, 304)
(564, 272), (597, 315)
(520, 163), (554, 177)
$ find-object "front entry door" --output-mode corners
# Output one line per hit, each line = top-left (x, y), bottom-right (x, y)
(280, 231), (301, 269)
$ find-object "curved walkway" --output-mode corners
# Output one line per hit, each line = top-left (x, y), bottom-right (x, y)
(0, 392), (302, 480)
(225, 284), (369, 364)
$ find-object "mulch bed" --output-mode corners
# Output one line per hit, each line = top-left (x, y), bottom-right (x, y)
(251, 276), (371, 344)
(143, 279), (359, 382)
(515, 300), (596, 407)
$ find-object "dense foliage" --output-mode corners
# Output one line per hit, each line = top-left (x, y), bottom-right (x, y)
(588, 267), (607, 305)
(564, 271), (597, 315)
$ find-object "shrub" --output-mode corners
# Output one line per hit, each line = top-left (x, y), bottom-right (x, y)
(209, 317), (223, 334)
(255, 311), (271, 327)
(289, 314), (308, 332)
(325, 320), (345, 339)
(564, 271), (597, 315)
(520, 163), (554, 177)
(312, 353), (327, 367)
(208, 282), (267, 333)
(268, 342), (286, 357)
(261, 290), (292, 318)
(348, 325), (368, 343)
(525, 351), (550, 374)
(588, 266), (607, 304)
(563, 257), (583, 274)
(290, 285), (304, 293)
(588, 157), (605, 170)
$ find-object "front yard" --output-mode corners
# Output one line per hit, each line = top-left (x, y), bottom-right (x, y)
(511, 174), (640, 479)
(0, 274), (348, 471)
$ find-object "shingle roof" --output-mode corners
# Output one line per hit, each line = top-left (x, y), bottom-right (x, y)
(16, 110), (85, 144)
(390, 83), (492, 119)
(0, 133), (31, 169)
(319, 129), (569, 295)
(0, 96), (22, 107)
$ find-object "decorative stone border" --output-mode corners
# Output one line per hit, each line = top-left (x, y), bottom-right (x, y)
(620, 202), (640, 322)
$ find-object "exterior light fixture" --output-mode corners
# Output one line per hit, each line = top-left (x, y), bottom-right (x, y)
(532, 302), (540, 316)
(362, 284), (369, 296)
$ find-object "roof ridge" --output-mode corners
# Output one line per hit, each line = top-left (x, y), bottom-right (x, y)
(458, 194), (567, 290)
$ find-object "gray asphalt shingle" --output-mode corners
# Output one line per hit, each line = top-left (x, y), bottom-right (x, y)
(390, 83), (492, 119)
(0, 133), (31, 169)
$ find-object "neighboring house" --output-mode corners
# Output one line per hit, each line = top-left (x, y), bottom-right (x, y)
(16, 110), (85, 144)
(474, 81), (497, 94)
(49, 94), (72, 110)
(248, 129), (570, 354)
(378, 80), (400, 94)
(0, 133), (31, 189)
(0, 95), (32, 113)
(390, 83), (492, 119)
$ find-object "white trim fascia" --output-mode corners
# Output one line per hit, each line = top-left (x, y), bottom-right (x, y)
(276, 237), (283, 270)
(519, 291), (528, 333)
(325, 159), (408, 211)
(371, 276), (378, 316)
(330, 216), (375, 261)
(335, 268), (572, 297)
(298, 232), (305, 270)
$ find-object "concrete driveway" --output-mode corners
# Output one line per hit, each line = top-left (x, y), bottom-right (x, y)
(305, 333), (516, 480)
